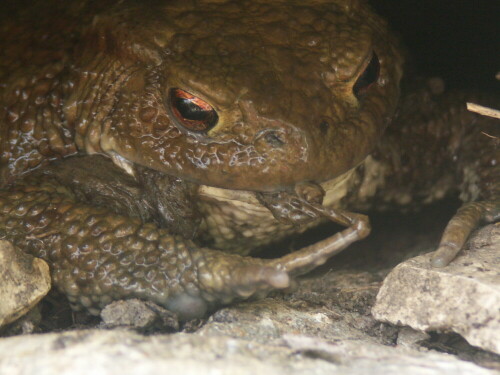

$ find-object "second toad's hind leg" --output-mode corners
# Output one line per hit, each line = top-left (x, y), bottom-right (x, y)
(431, 200), (500, 267)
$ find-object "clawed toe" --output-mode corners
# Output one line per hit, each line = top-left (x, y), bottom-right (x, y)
(231, 264), (290, 298)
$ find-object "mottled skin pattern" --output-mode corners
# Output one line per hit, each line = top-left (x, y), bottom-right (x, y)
(0, 0), (498, 319)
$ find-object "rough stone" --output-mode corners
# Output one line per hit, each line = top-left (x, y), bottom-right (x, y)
(201, 298), (376, 344)
(0, 240), (51, 327)
(0, 307), (43, 336)
(396, 327), (431, 349)
(100, 299), (179, 332)
(372, 224), (500, 355)
(0, 324), (496, 375)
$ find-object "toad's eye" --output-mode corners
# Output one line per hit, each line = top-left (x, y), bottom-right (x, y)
(169, 88), (218, 132)
(353, 53), (380, 99)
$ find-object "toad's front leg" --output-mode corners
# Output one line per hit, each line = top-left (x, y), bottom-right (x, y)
(0, 178), (369, 319)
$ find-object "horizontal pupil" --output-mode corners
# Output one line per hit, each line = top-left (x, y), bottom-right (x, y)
(169, 88), (219, 132)
(175, 98), (210, 121)
(363, 55), (379, 83)
(353, 53), (380, 98)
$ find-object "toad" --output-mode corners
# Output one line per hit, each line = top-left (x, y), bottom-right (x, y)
(0, 0), (498, 320)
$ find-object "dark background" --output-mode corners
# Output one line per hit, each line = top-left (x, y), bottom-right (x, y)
(370, 0), (499, 91)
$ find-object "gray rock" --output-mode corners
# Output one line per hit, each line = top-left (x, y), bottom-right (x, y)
(100, 299), (179, 331)
(0, 240), (51, 327)
(283, 334), (494, 374)
(372, 224), (500, 355)
(1, 307), (43, 336)
(0, 326), (495, 375)
(201, 298), (378, 344)
(396, 327), (431, 349)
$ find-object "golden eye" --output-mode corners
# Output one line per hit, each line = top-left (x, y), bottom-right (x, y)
(169, 88), (218, 132)
(353, 52), (380, 99)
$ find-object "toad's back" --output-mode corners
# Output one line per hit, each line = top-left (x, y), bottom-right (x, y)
(0, 1), (109, 183)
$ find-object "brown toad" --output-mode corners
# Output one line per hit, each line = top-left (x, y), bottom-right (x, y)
(0, 0), (498, 319)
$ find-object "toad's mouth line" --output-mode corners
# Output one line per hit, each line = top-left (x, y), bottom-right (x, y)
(106, 139), (360, 202)
(197, 167), (358, 209)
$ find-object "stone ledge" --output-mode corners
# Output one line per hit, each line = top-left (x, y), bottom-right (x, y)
(0, 328), (495, 375)
(373, 224), (500, 355)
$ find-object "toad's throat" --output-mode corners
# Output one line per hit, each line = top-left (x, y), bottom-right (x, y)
(198, 167), (359, 209)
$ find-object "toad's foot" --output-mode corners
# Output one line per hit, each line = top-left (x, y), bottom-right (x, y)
(256, 185), (371, 275)
(431, 200), (500, 267)
(198, 205), (370, 303)
(169, 204), (370, 318)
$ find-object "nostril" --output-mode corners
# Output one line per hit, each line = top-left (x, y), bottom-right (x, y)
(264, 131), (286, 148)
(319, 120), (330, 134)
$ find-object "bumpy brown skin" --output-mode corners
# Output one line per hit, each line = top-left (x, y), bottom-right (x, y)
(1, 0), (402, 188)
(0, 0), (498, 319)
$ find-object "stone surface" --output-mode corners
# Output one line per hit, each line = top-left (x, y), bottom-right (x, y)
(0, 307), (43, 336)
(0, 240), (51, 327)
(0, 322), (496, 375)
(373, 224), (500, 355)
(100, 299), (179, 331)
(396, 327), (431, 349)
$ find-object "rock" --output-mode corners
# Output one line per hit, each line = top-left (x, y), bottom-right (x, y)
(0, 326), (495, 375)
(283, 334), (493, 374)
(396, 327), (431, 348)
(372, 224), (500, 355)
(202, 298), (372, 344)
(100, 299), (179, 332)
(0, 240), (51, 327)
(0, 307), (43, 336)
